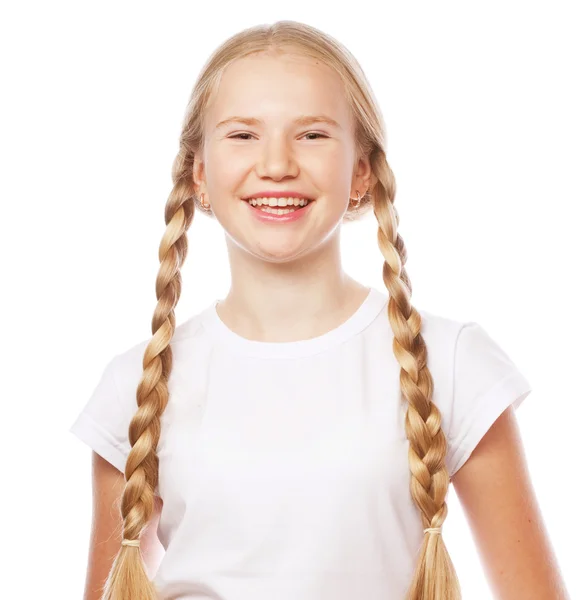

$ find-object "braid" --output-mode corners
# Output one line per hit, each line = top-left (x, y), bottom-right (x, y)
(101, 155), (196, 600)
(370, 149), (461, 600)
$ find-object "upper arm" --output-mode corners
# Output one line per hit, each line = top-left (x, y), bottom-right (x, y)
(451, 406), (569, 599)
(82, 452), (164, 600)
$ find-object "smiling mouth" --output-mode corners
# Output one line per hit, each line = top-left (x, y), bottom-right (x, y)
(244, 199), (314, 213)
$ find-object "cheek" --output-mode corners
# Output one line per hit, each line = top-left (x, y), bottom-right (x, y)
(205, 153), (246, 191)
(306, 150), (352, 186)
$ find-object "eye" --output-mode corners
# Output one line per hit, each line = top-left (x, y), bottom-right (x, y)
(229, 133), (254, 140)
(303, 132), (328, 140)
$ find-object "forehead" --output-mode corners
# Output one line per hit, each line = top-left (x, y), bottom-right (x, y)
(205, 52), (352, 131)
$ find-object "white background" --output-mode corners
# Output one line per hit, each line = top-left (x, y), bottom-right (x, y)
(1, 1), (574, 598)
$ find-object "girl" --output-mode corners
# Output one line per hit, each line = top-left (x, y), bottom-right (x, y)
(69, 20), (567, 600)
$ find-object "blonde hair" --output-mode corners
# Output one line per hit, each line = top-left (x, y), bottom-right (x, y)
(101, 20), (461, 600)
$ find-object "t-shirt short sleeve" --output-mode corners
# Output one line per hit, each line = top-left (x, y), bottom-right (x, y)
(69, 355), (134, 474)
(446, 321), (532, 477)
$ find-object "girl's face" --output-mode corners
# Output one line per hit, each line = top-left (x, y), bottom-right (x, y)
(195, 51), (371, 263)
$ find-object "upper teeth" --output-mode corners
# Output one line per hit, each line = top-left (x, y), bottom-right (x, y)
(247, 197), (310, 207)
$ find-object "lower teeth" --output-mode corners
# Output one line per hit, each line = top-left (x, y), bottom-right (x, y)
(258, 206), (302, 214)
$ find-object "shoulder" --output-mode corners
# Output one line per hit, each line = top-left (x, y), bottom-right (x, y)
(418, 308), (532, 477)
(69, 308), (215, 474)
(109, 309), (212, 386)
(418, 307), (468, 340)
(417, 307), (472, 371)
(417, 307), (504, 378)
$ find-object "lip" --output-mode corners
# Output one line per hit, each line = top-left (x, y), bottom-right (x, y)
(243, 198), (315, 223)
(242, 191), (314, 200)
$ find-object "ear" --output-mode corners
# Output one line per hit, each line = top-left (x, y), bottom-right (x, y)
(192, 156), (206, 197)
(352, 153), (373, 196)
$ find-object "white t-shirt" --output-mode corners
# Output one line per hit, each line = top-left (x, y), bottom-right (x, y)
(69, 286), (532, 600)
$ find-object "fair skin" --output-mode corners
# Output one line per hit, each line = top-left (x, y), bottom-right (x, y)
(452, 407), (570, 598)
(83, 52), (568, 599)
(192, 51), (373, 342)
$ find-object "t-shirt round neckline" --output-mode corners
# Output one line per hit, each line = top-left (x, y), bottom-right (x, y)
(200, 286), (388, 359)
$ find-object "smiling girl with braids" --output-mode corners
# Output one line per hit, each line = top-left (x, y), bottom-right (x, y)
(69, 19), (568, 600)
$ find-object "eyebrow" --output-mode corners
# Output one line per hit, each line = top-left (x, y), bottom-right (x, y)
(215, 114), (342, 130)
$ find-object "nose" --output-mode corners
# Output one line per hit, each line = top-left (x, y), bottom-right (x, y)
(255, 135), (299, 180)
